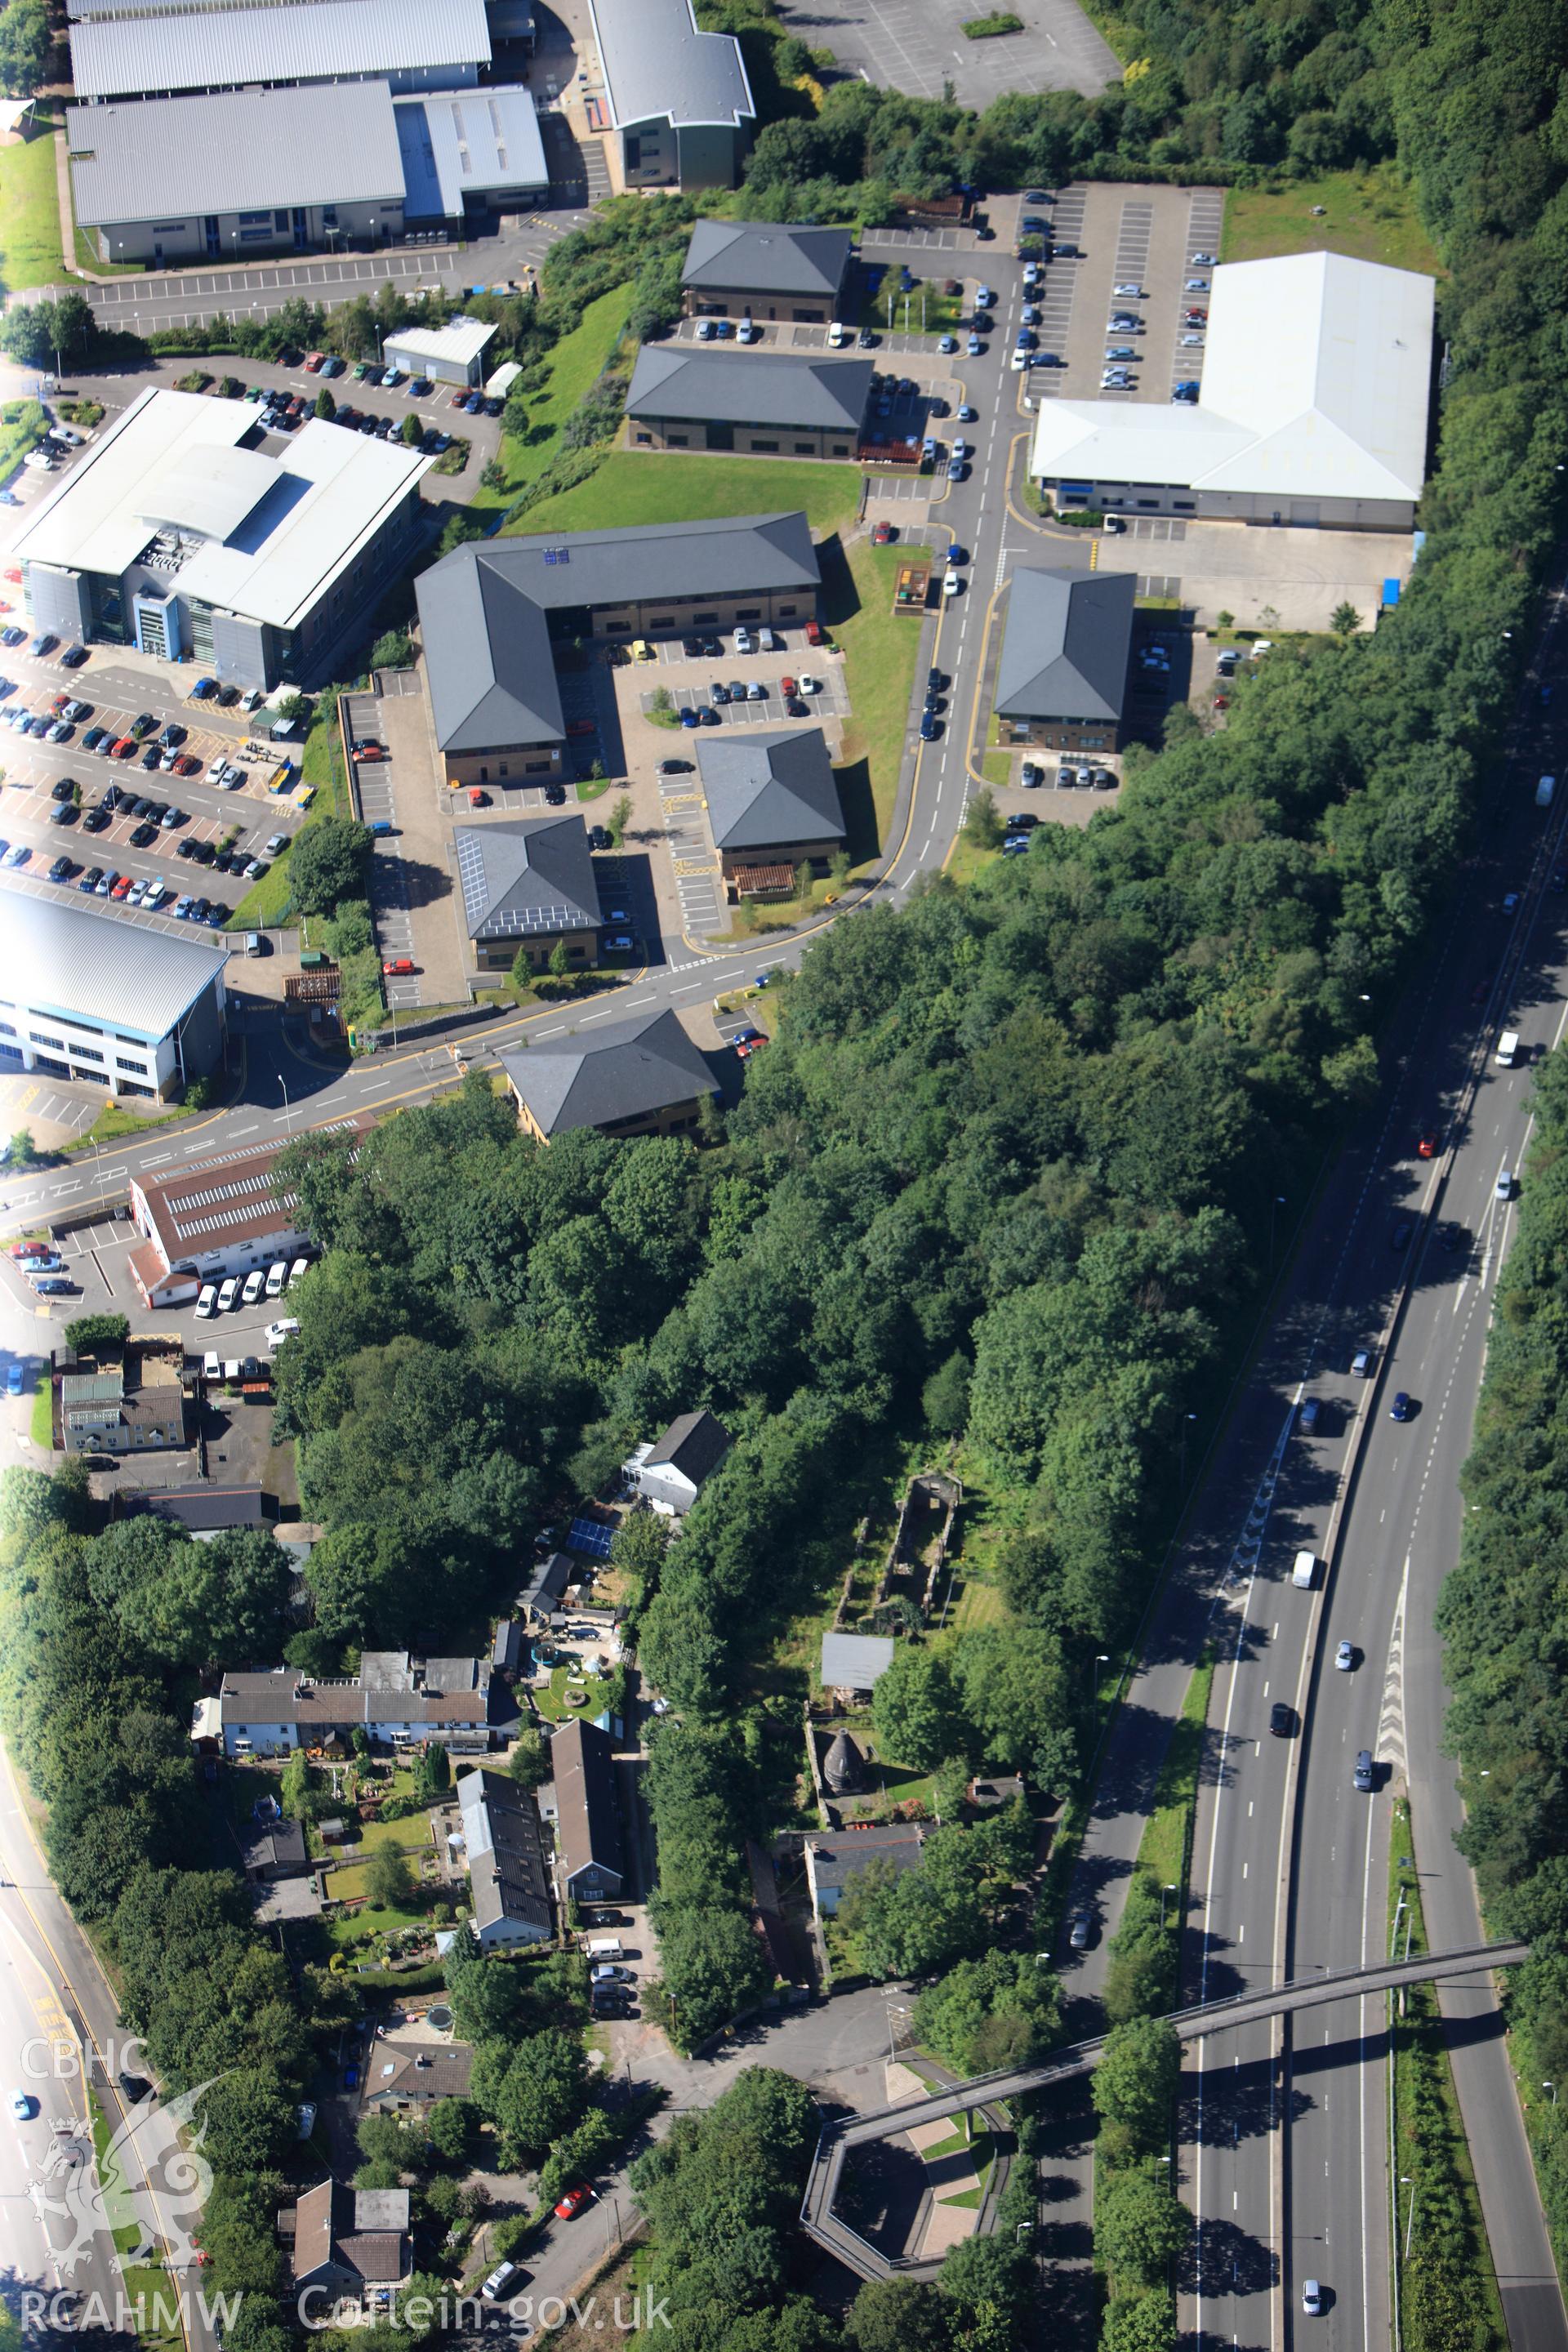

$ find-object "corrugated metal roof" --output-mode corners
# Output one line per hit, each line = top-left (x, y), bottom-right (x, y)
(394, 87), (546, 220)
(66, 82), (404, 225)
(626, 346), (871, 433)
(586, 0), (752, 131)
(383, 314), (497, 370)
(1031, 252), (1433, 505)
(69, 0), (490, 102)
(12, 389), (430, 632)
(0, 884), (227, 1042)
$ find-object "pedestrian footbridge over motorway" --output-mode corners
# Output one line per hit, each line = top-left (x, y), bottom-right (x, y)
(800, 1940), (1530, 2282)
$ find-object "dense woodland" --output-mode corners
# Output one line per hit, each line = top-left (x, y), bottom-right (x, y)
(0, 0), (1564, 2342)
(1438, 1046), (1568, 2288)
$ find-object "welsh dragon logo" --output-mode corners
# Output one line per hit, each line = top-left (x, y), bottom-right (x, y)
(32, 2080), (220, 2278)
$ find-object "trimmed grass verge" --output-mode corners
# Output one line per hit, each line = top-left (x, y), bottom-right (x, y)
(1221, 165), (1442, 279)
(1387, 1799), (1508, 2352)
(510, 448), (860, 540)
(0, 123), (64, 295)
(826, 537), (924, 862)
(30, 1382), (53, 1450)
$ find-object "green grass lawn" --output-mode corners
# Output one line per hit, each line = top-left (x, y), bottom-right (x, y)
(29, 1381), (52, 1450)
(0, 123), (63, 295)
(533, 1663), (613, 1723)
(474, 284), (634, 514)
(79, 1098), (188, 1149)
(1221, 164), (1442, 278)
(510, 448), (861, 540)
(859, 274), (969, 338)
(828, 539), (926, 863)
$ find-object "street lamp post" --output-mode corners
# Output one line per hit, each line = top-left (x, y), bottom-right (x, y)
(1160, 1882), (1178, 1929)
(1094, 1653), (1111, 1699)
(1268, 1192), (1287, 1263)
(1547, 2082), (1558, 2108)
(1401, 2175), (1417, 2260)
(1178, 1410), (1197, 1488)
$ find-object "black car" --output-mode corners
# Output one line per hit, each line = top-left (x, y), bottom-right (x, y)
(928, 666), (945, 694)
(102, 782), (123, 810)
(1390, 1218), (1413, 1250)
(682, 636), (702, 657)
(130, 712), (155, 737)
(710, 683), (730, 705)
(177, 837), (197, 858)
(543, 782), (568, 804)
(217, 684), (240, 706)
(140, 744), (163, 769)
(1437, 1220), (1465, 1254)
(190, 898), (211, 922)
(1007, 812), (1041, 832)
(82, 805), (109, 832)
(194, 838), (216, 863)
(858, 326), (875, 348)
(213, 849), (234, 872)
(48, 855), (72, 881)
(1269, 1702), (1295, 1738)
(701, 637), (723, 658)
(50, 776), (75, 802)
(130, 795), (152, 818)
(588, 825), (612, 851)
(130, 822), (157, 848)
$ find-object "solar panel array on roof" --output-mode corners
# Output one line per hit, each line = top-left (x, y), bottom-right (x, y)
(566, 1518), (614, 1560)
(455, 830), (589, 939)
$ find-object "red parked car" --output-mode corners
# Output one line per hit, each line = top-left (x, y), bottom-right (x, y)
(1417, 1130), (1439, 1159)
(382, 956), (415, 976)
(804, 618), (825, 647)
(554, 2185), (594, 2221)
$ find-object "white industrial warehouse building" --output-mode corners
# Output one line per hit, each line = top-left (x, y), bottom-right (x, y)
(1031, 252), (1436, 532)
(11, 387), (431, 689)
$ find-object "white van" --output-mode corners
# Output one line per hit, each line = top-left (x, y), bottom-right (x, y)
(1496, 1030), (1520, 1067)
(1539, 773), (1557, 808)
(265, 1260), (288, 1298)
(826, 321), (849, 347)
(586, 1936), (623, 1962)
(242, 1268), (266, 1305)
(1292, 1549), (1316, 1589)
(289, 1257), (310, 1287)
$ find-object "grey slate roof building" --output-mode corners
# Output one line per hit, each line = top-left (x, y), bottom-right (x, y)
(417, 514), (821, 763)
(695, 728), (845, 866)
(499, 1009), (719, 1143)
(626, 347), (873, 436)
(993, 567), (1136, 729)
(625, 1407), (731, 1514)
(69, 0), (490, 103)
(457, 1767), (553, 1947)
(519, 1550), (572, 1621)
(681, 219), (853, 310)
(454, 815), (599, 946)
(549, 1717), (625, 1903)
(67, 82), (407, 226)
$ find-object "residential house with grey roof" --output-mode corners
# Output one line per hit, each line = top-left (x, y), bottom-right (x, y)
(626, 348), (872, 460)
(624, 1407), (731, 1516)
(498, 1008), (718, 1144)
(586, 0), (753, 189)
(694, 727), (845, 889)
(415, 514), (821, 783)
(287, 2182), (409, 2298)
(199, 1655), (494, 1757)
(457, 1767), (553, 1949)
(993, 568), (1136, 755)
(362, 2038), (475, 2115)
(546, 1717), (625, 1904)
(680, 219), (853, 323)
(454, 813), (600, 973)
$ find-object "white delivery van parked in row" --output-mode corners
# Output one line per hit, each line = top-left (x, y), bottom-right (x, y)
(1496, 1030), (1521, 1067)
